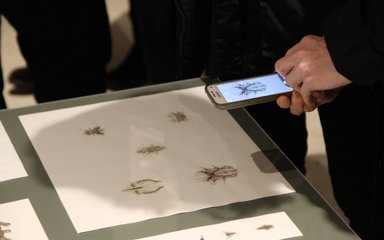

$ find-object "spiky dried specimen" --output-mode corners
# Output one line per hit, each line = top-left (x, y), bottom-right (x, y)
(136, 145), (165, 155)
(196, 165), (238, 184)
(257, 224), (274, 230)
(0, 222), (11, 240)
(83, 126), (105, 136)
(168, 111), (188, 123)
(234, 81), (267, 96)
(122, 179), (164, 195)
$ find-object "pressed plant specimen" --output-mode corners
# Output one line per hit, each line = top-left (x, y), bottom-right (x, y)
(122, 179), (164, 195)
(168, 111), (188, 123)
(224, 231), (237, 238)
(83, 126), (105, 136)
(136, 145), (165, 155)
(196, 165), (238, 184)
(0, 222), (11, 240)
(257, 224), (274, 230)
(200, 231), (236, 239)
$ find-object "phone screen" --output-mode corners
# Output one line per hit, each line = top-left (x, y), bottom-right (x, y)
(216, 73), (292, 103)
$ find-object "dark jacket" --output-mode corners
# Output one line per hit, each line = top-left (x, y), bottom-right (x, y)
(323, 0), (384, 138)
(324, 0), (384, 89)
(131, 0), (341, 83)
(321, 1), (384, 238)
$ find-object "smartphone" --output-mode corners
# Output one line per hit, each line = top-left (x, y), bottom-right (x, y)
(205, 73), (292, 110)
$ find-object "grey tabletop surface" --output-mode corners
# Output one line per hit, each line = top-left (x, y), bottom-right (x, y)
(0, 78), (360, 240)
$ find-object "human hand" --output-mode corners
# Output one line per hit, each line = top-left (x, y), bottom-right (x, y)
(276, 89), (341, 115)
(275, 35), (351, 109)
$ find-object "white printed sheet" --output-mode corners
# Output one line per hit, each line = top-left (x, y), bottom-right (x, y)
(0, 199), (49, 240)
(0, 120), (27, 182)
(135, 212), (302, 240)
(19, 86), (295, 233)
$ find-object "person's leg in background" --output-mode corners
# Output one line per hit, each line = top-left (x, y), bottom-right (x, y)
(0, 16), (6, 109)
(129, 0), (179, 84)
(106, 0), (149, 90)
(319, 85), (383, 239)
(92, 0), (167, 91)
(1, 0), (111, 103)
(0, 66), (6, 109)
(106, 41), (148, 90)
(8, 67), (33, 93)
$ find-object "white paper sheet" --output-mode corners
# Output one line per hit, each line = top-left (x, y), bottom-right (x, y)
(19, 86), (295, 233)
(136, 212), (302, 240)
(0, 120), (28, 182)
(0, 199), (49, 240)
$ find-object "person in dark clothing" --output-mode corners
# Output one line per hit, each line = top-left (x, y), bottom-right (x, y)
(0, 0), (111, 105)
(129, 0), (343, 174)
(275, 0), (384, 238)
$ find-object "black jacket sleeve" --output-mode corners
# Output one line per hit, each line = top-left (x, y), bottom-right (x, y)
(323, 0), (384, 86)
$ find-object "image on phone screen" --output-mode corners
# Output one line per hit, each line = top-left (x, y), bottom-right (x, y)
(216, 73), (292, 103)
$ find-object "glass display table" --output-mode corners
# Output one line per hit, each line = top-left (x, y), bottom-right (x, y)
(0, 78), (360, 239)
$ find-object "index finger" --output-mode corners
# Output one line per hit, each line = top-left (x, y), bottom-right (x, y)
(274, 55), (295, 79)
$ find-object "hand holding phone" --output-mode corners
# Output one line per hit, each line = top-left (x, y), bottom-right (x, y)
(205, 73), (292, 110)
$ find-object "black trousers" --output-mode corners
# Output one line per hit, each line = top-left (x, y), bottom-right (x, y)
(0, 0), (111, 103)
(319, 85), (384, 240)
(0, 17), (5, 109)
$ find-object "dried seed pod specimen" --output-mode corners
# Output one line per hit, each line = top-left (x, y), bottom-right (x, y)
(136, 145), (165, 155)
(122, 179), (164, 195)
(224, 231), (237, 238)
(0, 222), (11, 240)
(235, 81), (267, 96)
(168, 111), (188, 123)
(196, 165), (238, 184)
(257, 224), (274, 230)
(83, 126), (105, 136)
